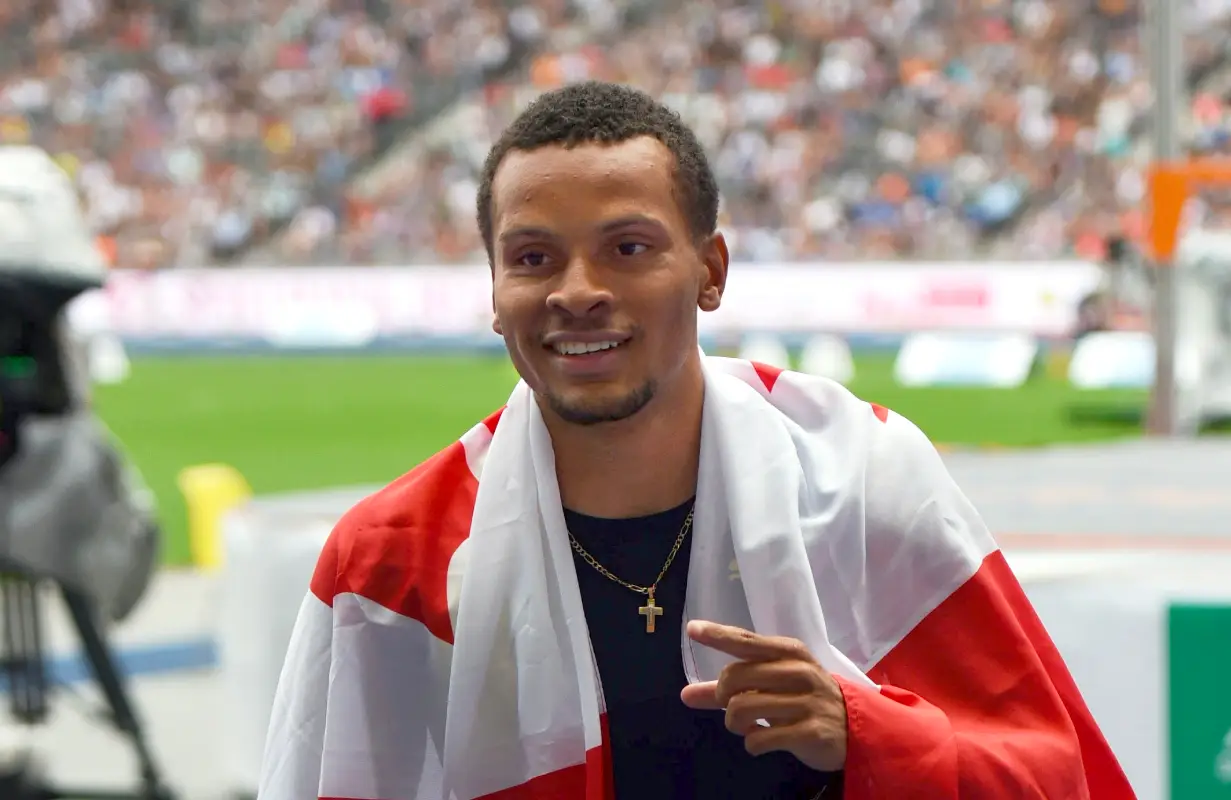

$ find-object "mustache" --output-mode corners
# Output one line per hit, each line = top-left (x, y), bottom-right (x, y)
(539, 323), (639, 345)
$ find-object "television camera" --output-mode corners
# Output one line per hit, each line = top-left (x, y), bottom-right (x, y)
(0, 146), (172, 799)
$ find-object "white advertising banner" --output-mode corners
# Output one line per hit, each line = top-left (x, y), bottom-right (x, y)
(711, 261), (1101, 336)
(68, 261), (1104, 344)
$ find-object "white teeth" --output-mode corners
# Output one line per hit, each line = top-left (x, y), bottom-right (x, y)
(554, 340), (623, 356)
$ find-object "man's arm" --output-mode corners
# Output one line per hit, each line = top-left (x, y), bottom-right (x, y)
(680, 554), (1131, 798)
(684, 369), (1134, 796)
(837, 548), (1132, 798)
(256, 468), (461, 800)
(837, 407), (1134, 799)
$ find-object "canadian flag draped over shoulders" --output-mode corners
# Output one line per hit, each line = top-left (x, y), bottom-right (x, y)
(257, 359), (1134, 800)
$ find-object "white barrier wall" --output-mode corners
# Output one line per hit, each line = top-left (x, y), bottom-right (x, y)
(219, 493), (1231, 800)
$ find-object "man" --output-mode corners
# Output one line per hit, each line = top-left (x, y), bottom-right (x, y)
(258, 82), (1135, 799)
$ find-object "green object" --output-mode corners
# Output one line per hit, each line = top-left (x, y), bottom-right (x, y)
(1168, 603), (1231, 800)
(0, 356), (36, 378)
(92, 352), (1160, 566)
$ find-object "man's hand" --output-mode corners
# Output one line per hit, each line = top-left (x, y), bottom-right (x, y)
(679, 620), (848, 771)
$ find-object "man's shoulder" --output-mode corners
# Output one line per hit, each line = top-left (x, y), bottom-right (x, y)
(343, 411), (499, 535)
(708, 356), (895, 430)
(714, 357), (909, 450)
(308, 408), (503, 642)
(725, 359), (943, 505)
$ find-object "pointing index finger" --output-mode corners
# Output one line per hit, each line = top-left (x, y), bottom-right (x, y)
(686, 620), (814, 663)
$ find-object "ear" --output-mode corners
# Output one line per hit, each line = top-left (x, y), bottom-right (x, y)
(490, 281), (504, 335)
(492, 290), (504, 336)
(697, 232), (729, 313)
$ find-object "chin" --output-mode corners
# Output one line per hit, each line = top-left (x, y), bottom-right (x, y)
(544, 380), (657, 426)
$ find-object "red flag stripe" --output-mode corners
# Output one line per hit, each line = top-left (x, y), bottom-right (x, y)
(309, 437), (479, 645)
(751, 361), (784, 393)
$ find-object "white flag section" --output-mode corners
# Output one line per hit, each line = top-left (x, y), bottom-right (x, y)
(258, 358), (1133, 800)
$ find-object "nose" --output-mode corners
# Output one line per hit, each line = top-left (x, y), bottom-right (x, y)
(546, 257), (614, 319)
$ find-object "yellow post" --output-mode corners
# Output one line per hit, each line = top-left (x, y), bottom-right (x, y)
(177, 463), (252, 570)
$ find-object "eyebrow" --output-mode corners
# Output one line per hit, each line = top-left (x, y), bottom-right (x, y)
(597, 214), (666, 233)
(497, 226), (556, 246)
(498, 214), (666, 245)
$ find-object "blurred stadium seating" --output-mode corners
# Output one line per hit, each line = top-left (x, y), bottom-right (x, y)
(6, 0), (1231, 269)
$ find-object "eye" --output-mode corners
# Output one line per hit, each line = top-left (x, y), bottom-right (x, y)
(514, 250), (550, 268)
(616, 241), (649, 256)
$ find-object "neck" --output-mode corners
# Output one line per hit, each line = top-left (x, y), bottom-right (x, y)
(546, 370), (703, 520)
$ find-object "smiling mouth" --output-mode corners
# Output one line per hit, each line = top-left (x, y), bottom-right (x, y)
(549, 340), (627, 356)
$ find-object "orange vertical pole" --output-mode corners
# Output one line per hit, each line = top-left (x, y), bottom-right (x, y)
(1145, 162), (1186, 435)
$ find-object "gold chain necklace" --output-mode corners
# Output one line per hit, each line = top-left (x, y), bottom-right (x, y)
(567, 507), (694, 633)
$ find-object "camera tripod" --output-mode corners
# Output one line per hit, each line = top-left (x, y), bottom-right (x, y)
(0, 570), (176, 799)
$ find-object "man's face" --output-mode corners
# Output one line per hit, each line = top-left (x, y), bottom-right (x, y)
(489, 136), (727, 426)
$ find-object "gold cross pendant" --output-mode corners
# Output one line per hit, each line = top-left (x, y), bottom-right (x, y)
(639, 589), (663, 633)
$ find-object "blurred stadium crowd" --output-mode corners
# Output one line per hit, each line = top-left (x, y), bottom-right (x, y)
(3, 0), (1231, 269)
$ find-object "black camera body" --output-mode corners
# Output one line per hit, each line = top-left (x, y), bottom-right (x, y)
(0, 276), (82, 467)
(0, 274), (160, 624)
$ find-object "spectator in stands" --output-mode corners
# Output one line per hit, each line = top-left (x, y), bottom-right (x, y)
(5, 0), (1231, 267)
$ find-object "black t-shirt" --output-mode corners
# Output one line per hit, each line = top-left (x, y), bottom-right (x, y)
(565, 499), (844, 799)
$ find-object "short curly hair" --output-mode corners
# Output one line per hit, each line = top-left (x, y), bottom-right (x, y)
(476, 81), (720, 262)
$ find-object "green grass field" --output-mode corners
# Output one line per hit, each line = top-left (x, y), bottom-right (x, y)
(92, 352), (1153, 566)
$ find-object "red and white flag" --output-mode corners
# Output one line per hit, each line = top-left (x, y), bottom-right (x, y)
(258, 357), (1135, 799)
